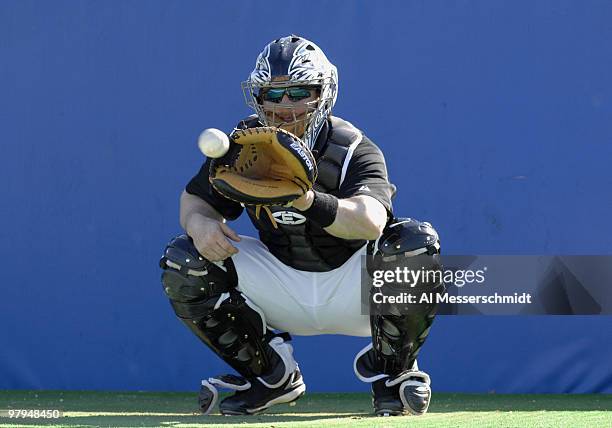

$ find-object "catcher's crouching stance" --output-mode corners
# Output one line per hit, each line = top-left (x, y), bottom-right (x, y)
(161, 219), (442, 416)
(159, 35), (442, 416)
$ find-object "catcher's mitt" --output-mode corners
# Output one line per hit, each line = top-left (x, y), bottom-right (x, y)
(209, 127), (317, 228)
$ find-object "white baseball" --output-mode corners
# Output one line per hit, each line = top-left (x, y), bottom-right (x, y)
(197, 128), (230, 158)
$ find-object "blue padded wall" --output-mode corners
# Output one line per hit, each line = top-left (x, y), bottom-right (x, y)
(1, 0), (611, 392)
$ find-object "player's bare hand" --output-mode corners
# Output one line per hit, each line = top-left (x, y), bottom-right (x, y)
(185, 214), (241, 262)
(291, 190), (315, 211)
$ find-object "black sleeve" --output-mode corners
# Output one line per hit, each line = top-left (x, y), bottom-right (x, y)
(337, 137), (396, 215)
(185, 158), (244, 220)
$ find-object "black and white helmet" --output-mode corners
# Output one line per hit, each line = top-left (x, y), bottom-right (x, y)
(242, 35), (338, 149)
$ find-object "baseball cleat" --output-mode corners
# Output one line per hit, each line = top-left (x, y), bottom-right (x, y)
(372, 370), (431, 416)
(198, 369), (306, 415)
(219, 368), (305, 415)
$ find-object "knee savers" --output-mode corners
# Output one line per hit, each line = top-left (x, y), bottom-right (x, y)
(362, 218), (444, 377)
(160, 234), (238, 319)
(160, 234), (293, 381)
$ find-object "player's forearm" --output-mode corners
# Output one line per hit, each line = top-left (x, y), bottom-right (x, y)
(179, 190), (225, 232)
(324, 196), (387, 240)
(293, 191), (386, 240)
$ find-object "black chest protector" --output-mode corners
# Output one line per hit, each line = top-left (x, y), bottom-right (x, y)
(236, 116), (366, 272)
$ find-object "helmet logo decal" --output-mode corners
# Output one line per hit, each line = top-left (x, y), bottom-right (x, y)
(251, 45), (271, 85)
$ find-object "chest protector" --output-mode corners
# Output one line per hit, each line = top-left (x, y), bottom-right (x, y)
(237, 115), (366, 272)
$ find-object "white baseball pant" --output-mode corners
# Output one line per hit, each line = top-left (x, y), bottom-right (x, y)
(230, 235), (371, 337)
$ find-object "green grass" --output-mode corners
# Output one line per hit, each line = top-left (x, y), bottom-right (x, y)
(0, 390), (611, 427)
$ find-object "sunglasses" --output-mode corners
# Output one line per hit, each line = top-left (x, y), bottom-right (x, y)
(261, 87), (315, 103)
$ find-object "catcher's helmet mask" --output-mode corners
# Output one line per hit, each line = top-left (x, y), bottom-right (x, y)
(242, 35), (338, 149)
(258, 86), (321, 141)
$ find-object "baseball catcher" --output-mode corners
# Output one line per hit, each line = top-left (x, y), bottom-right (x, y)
(159, 35), (442, 416)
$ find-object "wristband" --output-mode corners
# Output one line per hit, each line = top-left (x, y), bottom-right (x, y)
(302, 190), (339, 227)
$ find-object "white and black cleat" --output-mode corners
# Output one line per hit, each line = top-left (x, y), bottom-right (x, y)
(219, 369), (305, 415)
(198, 369), (306, 416)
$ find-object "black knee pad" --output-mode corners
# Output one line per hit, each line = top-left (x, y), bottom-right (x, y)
(364, 218), (444, 376)
(159, 234), (293, 380)
(160, 234), (237, 319)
